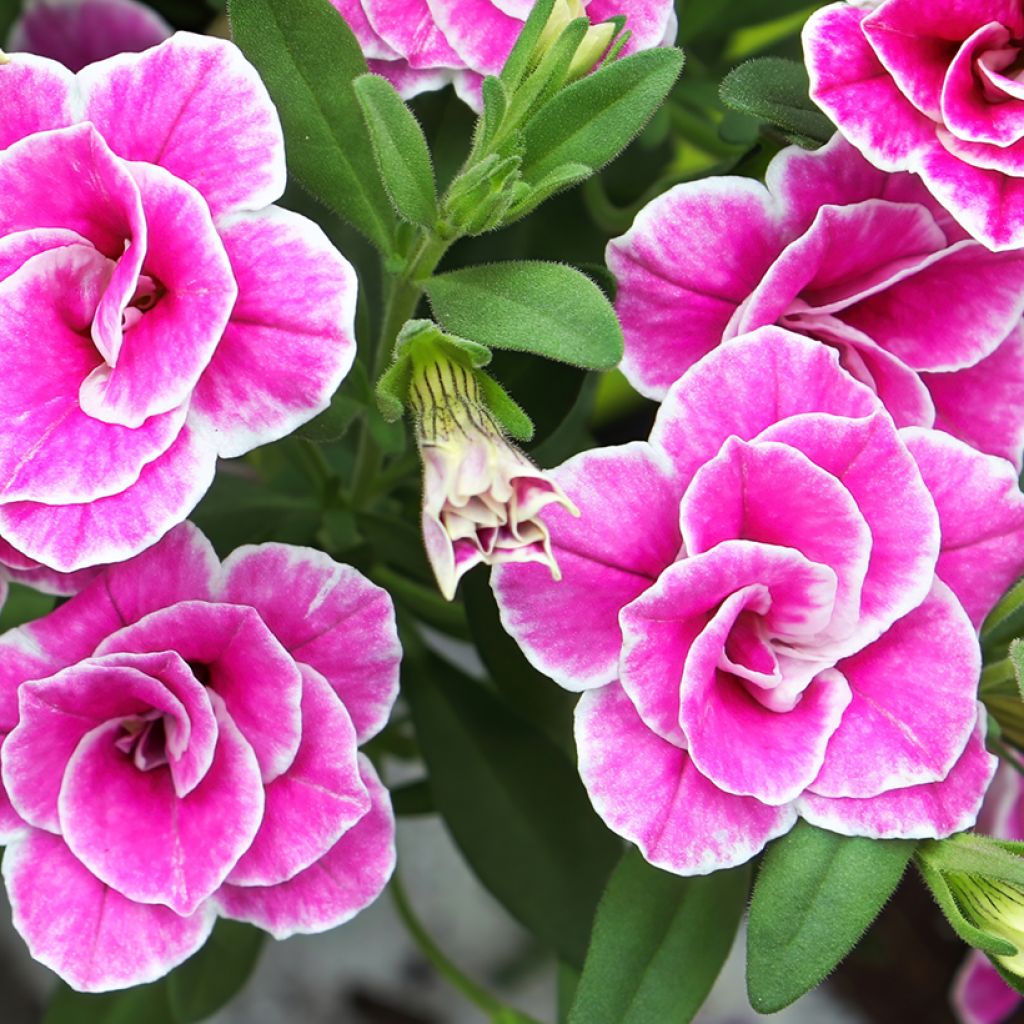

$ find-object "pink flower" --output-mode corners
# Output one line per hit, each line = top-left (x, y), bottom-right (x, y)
(804, 0), (1024, 251)
(492, 328), (1024, 875)
(952, 768), (1024, 1024)
(0, 35), (358, 573)
(608, 135), (1024, 465)
(8, 0), (170, 72)
(329, 0), (677, 108)
(0, 524), (401, 992)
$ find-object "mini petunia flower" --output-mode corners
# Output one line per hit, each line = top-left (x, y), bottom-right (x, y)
(804, 0), (1024, 251)
(608, 134), (1024, 465)
(7, 0), (171, 72)
(493, 327), (1024, 875)
(410, 346), (577, 600)
(0, 523), (401, 992)
(0, 35), (358, 573)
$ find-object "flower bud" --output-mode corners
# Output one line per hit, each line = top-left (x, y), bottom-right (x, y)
(408, 347), (577, 601)
(947, 872), (1024, 976)
(534, 0), (617, 81)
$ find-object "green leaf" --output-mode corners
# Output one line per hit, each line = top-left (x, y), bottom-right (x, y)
(478, 372), (534, 442)
(354, 73), (438, 228)
(506, 161), (593, 222)
(570, 851), (748, 1024)
(521, 48), (684, 184)
(230, 0), (395, 251)
(1010, 639), (1024, 699)
(747, 821), (915, 1013)
(500, 0), (557, 89)
(720, 57), (835, 147)
(44, 982), (173, 1024)
(425, 261), (623, 370)
(983, 575), (1024, 662)
(479, 76), (509, 150)
(402, 646), (620, 967)
(168, 920), (264, 1023)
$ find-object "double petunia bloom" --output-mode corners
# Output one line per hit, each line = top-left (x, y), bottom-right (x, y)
(0, 524), (401, 991)
(0, 34), (357, 574)
(494, 328), (1024, 874)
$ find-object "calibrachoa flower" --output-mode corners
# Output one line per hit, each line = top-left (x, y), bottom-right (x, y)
(330, 0), (677, 108)
(0, 524), (401, 992)
(8, 0), (170, 72)
(608, 134), (1024, 465)
(0, 34), (357, 572)
(410, 348), (577, 600)
(804, 0), (1024, 251)
(493, 328), (1024, 874)
(954, 768), (1024, 1024)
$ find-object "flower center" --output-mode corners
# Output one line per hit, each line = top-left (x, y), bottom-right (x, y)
(120, 274), (165, 331)
(114, 712), (169, 772)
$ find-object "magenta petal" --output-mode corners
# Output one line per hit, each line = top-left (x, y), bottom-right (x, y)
(0, 227), (90, 285)
(10, 0), (171, 73)
(79, 34), (286, 216)
(902, 428), (1024, 628)
(3, 830), (215, 992)
(576, 683), (797, 875)
(492, 442), (682, 692)
(216, 756), (395, 939)
(217, 544), (400, 744)
(193, 207), (357, 457)
(952, 950), (1022, 1024)
(608, 177), (785, 399)
(799, 716), (996, 840)
(226, 666), (370, 887)
(59, 695), (263, 916)
(923, 324), (1024, 467)
(0, 54), (77, 150)
(810, 582), (981, 799)
(424, 0), (520, 76)
(0, 422), (218, 572)
(364, 0), (463, 68)
(803, 4), (936, 171)
(650, 328), (880, 491)
(97, 601), (303, 782)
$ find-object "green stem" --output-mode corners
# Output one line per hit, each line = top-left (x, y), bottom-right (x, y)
(390, 871), (507, 1018)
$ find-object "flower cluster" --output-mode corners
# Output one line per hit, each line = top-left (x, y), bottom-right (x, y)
(0, 525), (400, 991)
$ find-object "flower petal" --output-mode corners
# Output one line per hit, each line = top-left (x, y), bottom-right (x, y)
(952, 950), (1022, 1024)
(0, 54), (77, 150)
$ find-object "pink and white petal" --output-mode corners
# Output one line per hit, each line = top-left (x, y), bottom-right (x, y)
(620, 541), (839, 743)
(0, 561), (98, 596)
(609, 177), (785, 400)
(192, 207), (357, 457)
(364, 0), (464, 68)
(803, 4), (937, 172)
(864, 0), (1024, 44)
(9, 0), (171, 73)
(0, 744), (27, 843)
(0, 247), (187, 505)
(0, 226), (90, 285)
(680, 437), (872, 640)
(0, 53), (78, 150)
(216, 756), (395, 939)
(492, 442), (681, 692)
(79, 34), (286, 216)
(901, 428), (1024, 628)
(755, 412), (940, 645)
(424, 0), (519, 76)
(576, 683), (797, 875)
(587, 0), (677, 53)
(0, 422), (218, 573)
(328, 0), (402, 59)
(952, 950), (1022, 1024)
(370, 57), (455, 98)
(809, 582), (980, 799)
(58, 698), (263, 916)
(841, 240), (1024, 372)
(3, 830), (216, 992)
(651, 328), (881, 491)
(923, 324), (1024, 467)
(218, 545), (400, 743)
(97, 602), (303, 782)
(799, 716), (996, 839)
(226, 666), (370, 887)
(916, 141), (1024, 251)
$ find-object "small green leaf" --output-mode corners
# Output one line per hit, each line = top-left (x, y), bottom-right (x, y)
(354, 74), (438, 228)
(402, 645), (620, 967)
(983, 575), (1024, 662)
(505, 161), (592, 222)
(720, 57), (835, 147)
(747, 821), (915, 1013)
(478, 372), (534, 442)
(230, 0), (396, 251)
(570, 851), (749, 1024)
(168, 920), (265, 1023)
(479, 76), (509, 149)
(521, 48), (684, 184)
(375, 355), (414, 422)
(500, 0), (557, 89)
(425, 261), (624, 370)
(43, 982), (173, 1024)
